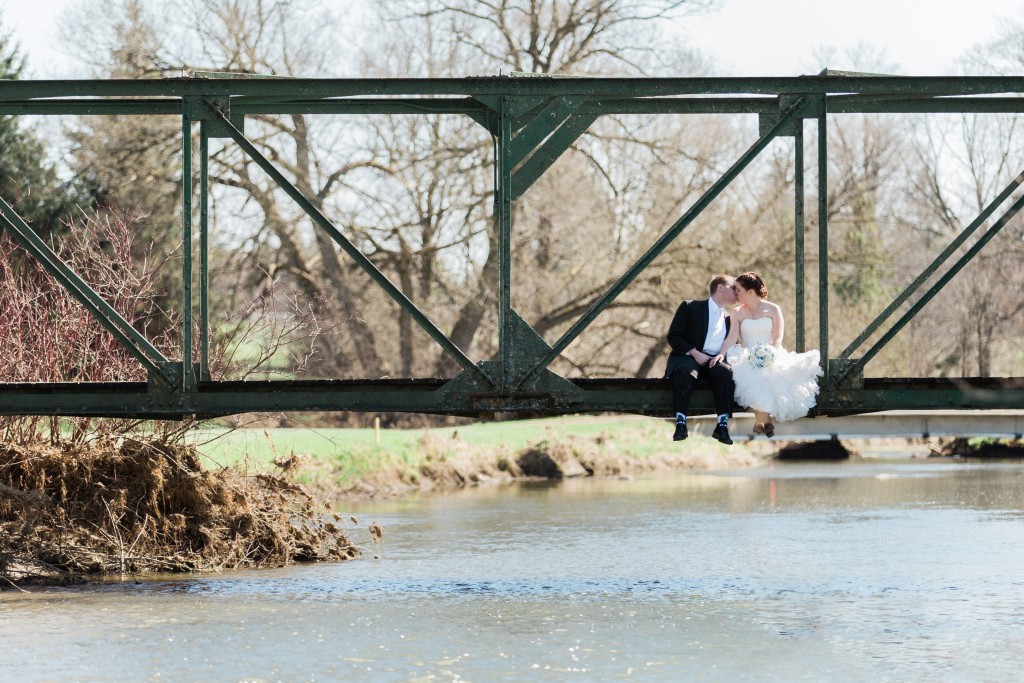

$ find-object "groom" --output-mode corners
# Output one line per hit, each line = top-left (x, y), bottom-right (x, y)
(664, 274), (738, 445)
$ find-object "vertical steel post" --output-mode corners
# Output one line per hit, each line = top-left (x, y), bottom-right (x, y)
(182, 112), (196, 391)
(498, 96), (513, 391)
(817, 98), (829, 385)
(199, 129), (210, 381)
(794, 118), (805, 353)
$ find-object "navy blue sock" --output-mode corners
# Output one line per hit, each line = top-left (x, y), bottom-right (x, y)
(675, 412), (686, 425)
(717, 414), (729, 426)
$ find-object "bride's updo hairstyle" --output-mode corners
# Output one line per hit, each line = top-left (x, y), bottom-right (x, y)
(736, 272), (768, 298)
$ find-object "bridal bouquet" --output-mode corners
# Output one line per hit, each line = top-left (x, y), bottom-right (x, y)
(749, 343), (777, 369)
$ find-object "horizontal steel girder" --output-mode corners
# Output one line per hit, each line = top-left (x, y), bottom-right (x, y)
(0, 378), (1022, 419)
(5, 76), (1024, 100)
(5, 95), (1024, 118)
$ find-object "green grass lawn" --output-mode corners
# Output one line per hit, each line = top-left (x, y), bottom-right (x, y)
(191, 415), (672, 486)
(216, 324), (304, 380)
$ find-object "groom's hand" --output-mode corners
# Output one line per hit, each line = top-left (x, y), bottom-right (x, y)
(689, 349), (712, 366)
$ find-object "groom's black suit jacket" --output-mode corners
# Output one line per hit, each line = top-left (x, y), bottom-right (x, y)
(664, 299), (732, 378)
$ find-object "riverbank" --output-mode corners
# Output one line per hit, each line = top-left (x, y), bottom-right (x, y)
(940, 437), (1024, 457)
(0, 416), (784, 585)
(7, 420), (1017, 587)
(0, 439), (359, 587)
(193, 416), (778, 500)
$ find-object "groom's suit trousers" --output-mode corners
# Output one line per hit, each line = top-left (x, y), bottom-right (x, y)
(666, 354), (735, 417)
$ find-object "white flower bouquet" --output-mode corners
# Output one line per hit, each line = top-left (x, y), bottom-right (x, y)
(748, 342), (777, 369)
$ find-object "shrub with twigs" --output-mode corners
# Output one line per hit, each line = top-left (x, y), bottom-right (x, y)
(0, 209), (356, 586)
(0, 208), (329, 444)
(0, 208), (180, 445)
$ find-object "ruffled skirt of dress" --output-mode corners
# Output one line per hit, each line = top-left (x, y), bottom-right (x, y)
(725, 345), (824, 422)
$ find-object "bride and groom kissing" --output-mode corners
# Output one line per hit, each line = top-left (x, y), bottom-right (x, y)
(664, 272), (823, 445)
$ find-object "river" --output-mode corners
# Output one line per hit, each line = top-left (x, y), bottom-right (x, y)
(3, 456), (1024, 682)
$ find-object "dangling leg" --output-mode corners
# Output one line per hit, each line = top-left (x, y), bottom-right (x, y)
(752, 409), (770, 434)
(764, 415), (775, 438)
(670, 356), (700, 441)
(706, 363), (735, 445)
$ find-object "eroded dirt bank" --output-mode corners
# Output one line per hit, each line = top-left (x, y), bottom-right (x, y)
(334, 431), (774, 499)
(0, 439), (359, 587)
(326, 431), (1024, 500)
(940, 438), (1024, 457)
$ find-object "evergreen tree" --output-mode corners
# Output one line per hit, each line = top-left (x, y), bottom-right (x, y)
(0, 20), (84, 235)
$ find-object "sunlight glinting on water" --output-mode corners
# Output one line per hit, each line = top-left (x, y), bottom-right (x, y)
(4, 458), (1024, 681)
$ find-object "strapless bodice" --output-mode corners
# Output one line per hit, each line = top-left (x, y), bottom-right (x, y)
(740, 317), (773, 346)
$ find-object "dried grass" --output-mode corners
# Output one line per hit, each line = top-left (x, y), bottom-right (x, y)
(0, 438), (358, 587)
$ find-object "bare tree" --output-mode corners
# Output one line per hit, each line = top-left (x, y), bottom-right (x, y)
(0, 209), (180, 444)
(62, 0), (748, 385)
(903, 110), (1024, 377)
(371, 0), (726, 378)
(410, 0), (716, 75)
(886, 26), (1024, 378)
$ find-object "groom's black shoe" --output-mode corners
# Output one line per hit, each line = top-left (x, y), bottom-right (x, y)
(673, 422), (688, 441)
(712, 423), (733, 445)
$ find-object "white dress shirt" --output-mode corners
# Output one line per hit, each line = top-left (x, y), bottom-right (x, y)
(702, 298), (727, 355)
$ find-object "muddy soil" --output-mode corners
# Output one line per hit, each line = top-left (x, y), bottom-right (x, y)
(939, 438), (1024, 458)
(0, 439), (358, 587)
(334, 431), (771, 499)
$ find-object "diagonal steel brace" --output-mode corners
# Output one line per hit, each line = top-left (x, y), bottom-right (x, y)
(209, 103), (492, 387)
(0, 197), (175, 383)
(833, 188), (1024, 387)
(516, 96), (810, 386)
(840, 166), (1024, 361)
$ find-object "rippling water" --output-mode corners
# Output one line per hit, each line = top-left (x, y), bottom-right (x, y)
(4, 457), (1024, 682)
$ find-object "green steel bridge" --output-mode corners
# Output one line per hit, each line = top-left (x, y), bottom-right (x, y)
(1, 73), (1023, 419)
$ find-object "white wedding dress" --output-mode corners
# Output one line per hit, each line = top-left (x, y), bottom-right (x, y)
(725, 317), (823, 422)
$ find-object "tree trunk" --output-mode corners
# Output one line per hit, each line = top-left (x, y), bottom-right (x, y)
(398, 245), (415, 377)
(635, 342), (664, 379)
(291, 114), (385, 377)
(435, 228), (498, 377)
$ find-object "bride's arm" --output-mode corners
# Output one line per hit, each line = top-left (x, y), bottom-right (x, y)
(721, 313), (740, 351)
(711, 308), (742, 367)
(771, 304), (785, 347)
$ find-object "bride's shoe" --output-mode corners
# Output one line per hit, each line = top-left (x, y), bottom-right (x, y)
(752, 422), (765, 435)
(764, 422), (775, 438)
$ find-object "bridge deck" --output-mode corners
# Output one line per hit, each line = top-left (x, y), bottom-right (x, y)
(1, 376), (1022, 419)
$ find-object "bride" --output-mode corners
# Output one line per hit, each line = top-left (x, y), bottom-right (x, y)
(716, 272), (823, 437)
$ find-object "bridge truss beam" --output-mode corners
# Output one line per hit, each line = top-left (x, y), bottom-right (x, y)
(2, 74), (1024, 418)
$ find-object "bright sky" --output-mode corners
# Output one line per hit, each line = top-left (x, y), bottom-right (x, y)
(682, 0), (1023, 75)
(1, 0), (1022, 77)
